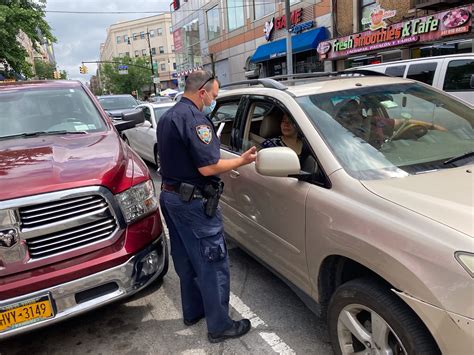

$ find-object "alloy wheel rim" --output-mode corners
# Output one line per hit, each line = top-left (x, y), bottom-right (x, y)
(337, 304), (407, 355)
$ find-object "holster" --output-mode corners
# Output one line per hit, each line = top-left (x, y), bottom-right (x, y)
(203, 181), (224, 217)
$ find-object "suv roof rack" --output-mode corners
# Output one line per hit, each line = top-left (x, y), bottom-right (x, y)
(269, 70), (388, 81)
(219, 70), (387, 91)
(220, 78), (287, 90)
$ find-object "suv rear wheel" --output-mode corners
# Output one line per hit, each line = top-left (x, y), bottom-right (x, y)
(328, 278), (440, 355)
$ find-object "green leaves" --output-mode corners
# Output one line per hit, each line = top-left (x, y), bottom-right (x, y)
(0, 0), (55, 78)
(101, 57), (153, 96)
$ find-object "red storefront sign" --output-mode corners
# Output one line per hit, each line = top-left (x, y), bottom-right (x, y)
(318, 5), (472, 60)
(173, 29), (183, 52)
(274, 8), (303, 30)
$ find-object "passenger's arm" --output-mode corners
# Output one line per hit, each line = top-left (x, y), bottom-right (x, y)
(198, 147), (257, 176)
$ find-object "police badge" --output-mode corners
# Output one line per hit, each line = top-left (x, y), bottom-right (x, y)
(196, 125), (212, 144)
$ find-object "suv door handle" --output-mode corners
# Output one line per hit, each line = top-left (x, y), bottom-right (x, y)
(230, 169), (240, 178)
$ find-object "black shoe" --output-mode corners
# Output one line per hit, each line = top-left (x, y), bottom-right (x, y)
(208, 319), (251, 343)
(183, 315), (204, 326)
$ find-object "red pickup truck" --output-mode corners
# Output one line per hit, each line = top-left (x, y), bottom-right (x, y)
(0, 80), (168, 338)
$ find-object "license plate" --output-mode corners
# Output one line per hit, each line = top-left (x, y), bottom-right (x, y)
(0, 294), (54, 333)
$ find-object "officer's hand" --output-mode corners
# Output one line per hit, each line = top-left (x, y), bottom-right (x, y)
(240, 146), (257, 165)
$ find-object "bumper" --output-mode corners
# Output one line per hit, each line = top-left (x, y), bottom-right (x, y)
(0, 235), (166, 340)
(395, 291), (474, 354)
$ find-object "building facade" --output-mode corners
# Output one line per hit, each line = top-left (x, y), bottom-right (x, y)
(171, 0), (334, 88)
(318, 0), (473, 69)
(99, 14), (177, 91)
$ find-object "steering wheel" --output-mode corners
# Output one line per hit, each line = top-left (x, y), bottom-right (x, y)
(391, 120), (447, 141)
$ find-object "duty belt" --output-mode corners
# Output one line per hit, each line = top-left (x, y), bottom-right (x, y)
(161, 183), (204, 199)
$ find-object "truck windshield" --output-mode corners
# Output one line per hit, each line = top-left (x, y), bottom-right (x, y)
(0, 87), (107, 139)
(297, 83), (474, 180)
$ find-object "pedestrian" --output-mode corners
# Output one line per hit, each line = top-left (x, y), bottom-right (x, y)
(156, 70), (257, 343)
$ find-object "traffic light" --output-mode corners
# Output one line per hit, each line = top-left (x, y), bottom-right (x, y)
(79, 65), (88, 74)
(53, 70), (60, 79)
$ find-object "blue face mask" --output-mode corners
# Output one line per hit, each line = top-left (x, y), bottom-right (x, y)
(202, 91), (216, 116)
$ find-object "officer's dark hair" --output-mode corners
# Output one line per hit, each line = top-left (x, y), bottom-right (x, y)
(185, 70), (217, 93)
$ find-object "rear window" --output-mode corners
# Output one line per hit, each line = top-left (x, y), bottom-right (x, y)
(0, 87), (106, 138)
(385, 65), (406, 77)
(443, 59), (474, 92)
(406, 62), (437, 85)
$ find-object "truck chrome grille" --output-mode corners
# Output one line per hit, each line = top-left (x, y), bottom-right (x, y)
(25, 217), (117, 258)
(19, 195), (108, 229)
(18, 194), (119, 259)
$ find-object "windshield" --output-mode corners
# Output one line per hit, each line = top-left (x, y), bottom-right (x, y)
(297, 83), (474, 180)
(98, 96), (137, 110)
(0, 87), (107, 139)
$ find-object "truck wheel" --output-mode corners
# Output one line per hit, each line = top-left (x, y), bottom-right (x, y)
(154, 144), (160, 169)
(328, 278), (439, 355)
(156, 237), (169, 281)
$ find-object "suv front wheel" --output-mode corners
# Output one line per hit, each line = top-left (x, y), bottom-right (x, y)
(328, 278), (440, 355)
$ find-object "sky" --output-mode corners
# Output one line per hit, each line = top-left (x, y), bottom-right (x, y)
(45, 0), (171, 83)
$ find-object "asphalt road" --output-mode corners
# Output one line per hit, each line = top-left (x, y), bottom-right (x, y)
(1, 163), (333, 355)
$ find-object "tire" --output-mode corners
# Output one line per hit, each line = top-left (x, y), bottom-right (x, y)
(156, 237), (169, 282)
(154, 144), (160, 169)
(328, 278), (440, 355)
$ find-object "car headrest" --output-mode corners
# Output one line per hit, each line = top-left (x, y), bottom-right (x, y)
(259, 110), (282, 138)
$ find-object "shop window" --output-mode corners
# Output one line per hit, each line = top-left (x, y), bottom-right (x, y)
(406, 62), (437, 86)
(443, 60), (474, 92)
(207, 6), (221, 41)
(254, 0), (275, 20)
(227, 0), (245, 31)
(385, 66), (406, 78)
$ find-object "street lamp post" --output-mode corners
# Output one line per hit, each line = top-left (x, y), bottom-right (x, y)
(145, 29), (158, 94)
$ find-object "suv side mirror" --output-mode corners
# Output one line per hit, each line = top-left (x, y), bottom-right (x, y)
(256, 147), (301, 177)
(115, 109), (145, 132)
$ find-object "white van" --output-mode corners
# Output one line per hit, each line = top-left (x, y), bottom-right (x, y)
(354, 54), (474, 105)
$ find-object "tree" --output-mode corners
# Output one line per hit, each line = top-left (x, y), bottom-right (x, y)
(101, 56), (152, 96)
(34, 58), (54, 79)
(0, 0), (55, 78)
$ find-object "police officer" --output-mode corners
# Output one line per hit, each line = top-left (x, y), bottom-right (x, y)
(157, 70), (257, 343)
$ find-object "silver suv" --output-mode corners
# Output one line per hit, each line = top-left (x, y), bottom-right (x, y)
(211, 72), (473, 354)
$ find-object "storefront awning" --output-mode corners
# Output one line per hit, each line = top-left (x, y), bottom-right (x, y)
(251, 27), (328, 63)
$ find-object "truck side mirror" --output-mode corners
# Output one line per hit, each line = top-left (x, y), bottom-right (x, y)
(115, 109), (145, 132)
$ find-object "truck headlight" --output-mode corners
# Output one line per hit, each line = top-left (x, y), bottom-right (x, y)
(455, 252), (474, 278)
(116, 180), (158, 224)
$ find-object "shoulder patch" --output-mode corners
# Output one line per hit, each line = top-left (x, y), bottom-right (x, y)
(195, 124), (212, 144)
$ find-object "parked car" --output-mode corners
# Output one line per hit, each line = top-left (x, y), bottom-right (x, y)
(352, 53), (474, 105)
(0, 80), (168, 339)
(212, 72), (473, 354)
(97, 94), (140, 119)
(122, 102), (175, 166)
(173, 92), (184, 102)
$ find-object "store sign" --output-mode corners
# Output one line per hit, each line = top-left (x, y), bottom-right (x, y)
(176, 66), (203, 78)
(264, 8), (312, 41)
(173, 29), (183, 52)
(361, 5), (397, 31)
(318, 5), (472, 60)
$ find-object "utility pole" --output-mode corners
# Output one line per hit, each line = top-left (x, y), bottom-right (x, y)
(285, 0), (293, 75)
(145, 28), (157, 94)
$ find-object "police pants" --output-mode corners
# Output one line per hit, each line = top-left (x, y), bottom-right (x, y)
(160, 190), (234, 333)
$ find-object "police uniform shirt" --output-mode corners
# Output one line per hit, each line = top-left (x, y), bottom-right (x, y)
(157, 97), (220, 187)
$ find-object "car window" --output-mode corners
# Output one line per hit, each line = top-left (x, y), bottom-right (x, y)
(211, 101), (240, 149)
(153, 106), (172, 122)
(98, 96), (137, 110)
(406, 62), (437, 85)
(142, 106), (152, 123)
(0, 87), (107, 138)
(385, 65), (406, 77)
(443, 59), (474, 92)
(297, 82), (474, 180)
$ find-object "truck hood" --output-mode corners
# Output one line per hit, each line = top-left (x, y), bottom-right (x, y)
(0, 131), (129, 201)
(362, 166), (474, 237)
